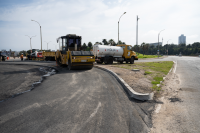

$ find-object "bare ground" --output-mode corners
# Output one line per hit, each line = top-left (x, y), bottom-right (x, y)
(95, 63), (153, 94)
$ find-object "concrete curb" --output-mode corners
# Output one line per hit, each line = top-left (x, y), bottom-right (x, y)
(94, 65), (154, 101)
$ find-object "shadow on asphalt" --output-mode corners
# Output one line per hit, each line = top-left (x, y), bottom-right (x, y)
(53, 66), (92, 74)
(1, 68), (40, 75)
(2, 60), (55, 63)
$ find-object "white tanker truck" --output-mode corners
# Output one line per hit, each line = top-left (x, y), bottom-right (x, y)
(93, 44), (138, 64)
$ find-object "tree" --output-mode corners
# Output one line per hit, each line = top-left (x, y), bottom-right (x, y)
(118, 40), (122, 45)
(88, 42), (93, 49)
(102, 39), (108, 45)
(141, 42), (145, 56)
(145, 44), (150, 54)
(82, 43), (87, 51)
(108, 39), (116, 46)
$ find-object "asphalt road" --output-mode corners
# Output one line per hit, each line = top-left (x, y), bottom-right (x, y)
(0, 61), (153, 133)
(1, 56), (199, 132)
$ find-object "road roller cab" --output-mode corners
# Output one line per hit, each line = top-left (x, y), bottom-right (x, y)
(55, 34), (95, 70)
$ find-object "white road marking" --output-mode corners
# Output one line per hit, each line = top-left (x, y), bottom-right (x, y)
(155, 97), (164, 114)
(174, 61), (177, 73)
(75, 102), (102, 133)
(88, 102), (101, 120)
(155, 104), (162, 114)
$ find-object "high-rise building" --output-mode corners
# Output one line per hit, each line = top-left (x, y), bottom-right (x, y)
(178, 34), (186, 44)
(148, 42), (162, 47)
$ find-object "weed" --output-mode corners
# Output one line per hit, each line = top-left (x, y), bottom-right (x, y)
(144, 71), (152, 75)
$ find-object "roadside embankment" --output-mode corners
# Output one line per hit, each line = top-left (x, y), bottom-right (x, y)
(96, 61), (173, 98)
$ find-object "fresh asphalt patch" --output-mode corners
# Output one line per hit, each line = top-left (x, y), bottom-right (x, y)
(0, 64), (56, 102)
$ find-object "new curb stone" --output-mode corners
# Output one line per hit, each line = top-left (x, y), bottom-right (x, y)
(94, 65), (154, 101)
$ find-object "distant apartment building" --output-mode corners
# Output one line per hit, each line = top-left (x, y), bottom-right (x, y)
(148, 42), (162, 47)
(178, 34), (186, 44)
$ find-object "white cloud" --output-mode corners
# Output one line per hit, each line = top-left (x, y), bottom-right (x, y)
(188, 35), (198, 38)
(118, 0), (122, 3)
(0, 0), (200, 51)
(67, 27), (81, 30)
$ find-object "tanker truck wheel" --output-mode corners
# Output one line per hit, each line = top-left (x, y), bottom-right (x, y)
(108, 57), (113, 64)
(119, 61), (123, 64)
(130, 57), (134, 64)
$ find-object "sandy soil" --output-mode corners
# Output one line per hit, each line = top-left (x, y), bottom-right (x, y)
(150, 65), (187, 133)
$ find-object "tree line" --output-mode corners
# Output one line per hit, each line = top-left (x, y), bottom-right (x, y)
(82, 39), (126, 51)
(132, 42), (200, 56)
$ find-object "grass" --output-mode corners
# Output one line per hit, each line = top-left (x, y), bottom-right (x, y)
(144, 71), (152, 75)
(137, 53), (162, 58)
(114, 61), (174, 92)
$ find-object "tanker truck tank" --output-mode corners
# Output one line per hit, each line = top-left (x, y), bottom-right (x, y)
(93, 44), (138, 64)
(93, 45), (123, 57)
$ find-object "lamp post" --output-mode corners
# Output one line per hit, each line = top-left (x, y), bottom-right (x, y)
(158, 29), (165, 58)
(136, 16), (139, 45)
(118, 12), (126, 45)
(25, 35), (36, 54)
(167, 39), (171, 56)
(44, 41), (51, 50)
(136, 15), (139, 54)
(31, 20), (43, 51)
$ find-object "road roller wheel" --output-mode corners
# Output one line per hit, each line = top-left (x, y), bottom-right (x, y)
(68, 59), (72, 70)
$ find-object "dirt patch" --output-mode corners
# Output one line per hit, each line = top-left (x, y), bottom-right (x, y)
(168, 97), (182, 102)
(95, 64), (153, 94)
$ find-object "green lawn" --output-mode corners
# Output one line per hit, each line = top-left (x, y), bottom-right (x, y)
(137, 54), (162, 58)
(114, 61), (174, 92)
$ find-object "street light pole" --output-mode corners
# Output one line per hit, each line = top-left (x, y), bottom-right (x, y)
(31, 20), (43, 51)
(167, 39), (171, 56)
(25, 35), (36, 54)
(118, 12), (126, 45)
(158, 29), (165, 58)
(44, 41), (51, 50)
(136, 15), (139, 55)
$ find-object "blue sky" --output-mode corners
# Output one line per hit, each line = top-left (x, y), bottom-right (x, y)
(0, 0), (200, 51)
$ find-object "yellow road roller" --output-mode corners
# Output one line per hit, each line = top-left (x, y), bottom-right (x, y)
(55, 34), (95, 70)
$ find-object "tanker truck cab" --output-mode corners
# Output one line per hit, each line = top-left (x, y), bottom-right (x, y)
(117, 44), (138, 60)
(117, 44), (138, 63)
(93, 44), (138, 64)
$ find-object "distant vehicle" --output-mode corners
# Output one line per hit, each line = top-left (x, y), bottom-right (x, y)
(27, 51), (43, 60)
(0, 52), (7, 61)
(42, 51), (56, 61)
